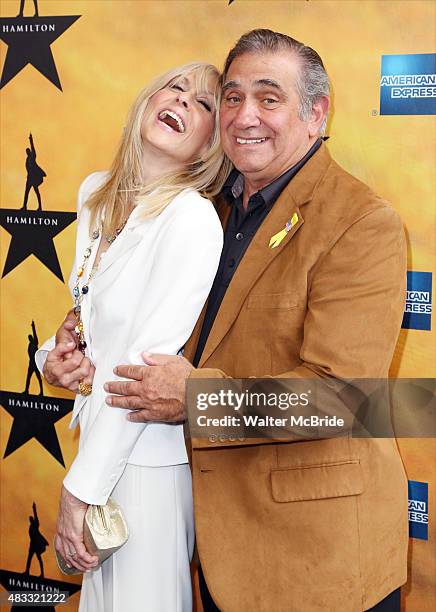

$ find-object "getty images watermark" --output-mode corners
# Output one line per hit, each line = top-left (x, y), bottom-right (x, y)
(187, 378), (435, 440)
(195, 388), (345, 429)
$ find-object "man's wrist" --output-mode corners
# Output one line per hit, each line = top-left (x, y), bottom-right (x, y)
(188, 366), (228, 380)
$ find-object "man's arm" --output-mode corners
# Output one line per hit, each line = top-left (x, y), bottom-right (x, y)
(105, 206), (407, 445)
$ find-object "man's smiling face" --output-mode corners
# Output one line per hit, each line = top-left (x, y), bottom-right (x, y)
(220, 50), (323, 190)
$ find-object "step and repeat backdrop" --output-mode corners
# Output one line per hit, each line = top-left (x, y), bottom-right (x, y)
(0, 1), (434, 610)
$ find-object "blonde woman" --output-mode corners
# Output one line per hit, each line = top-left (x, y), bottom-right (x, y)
(36, 62), (231, 611)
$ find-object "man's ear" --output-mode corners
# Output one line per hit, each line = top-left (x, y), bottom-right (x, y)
(308, 96), (330, 138)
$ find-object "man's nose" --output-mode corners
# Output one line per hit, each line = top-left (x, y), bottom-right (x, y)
(233, 100), (261, 129)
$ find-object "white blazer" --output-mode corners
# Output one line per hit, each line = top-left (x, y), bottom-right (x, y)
(36, 172), (223, 505)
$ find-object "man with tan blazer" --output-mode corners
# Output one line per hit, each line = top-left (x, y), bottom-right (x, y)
(62, 29), (408, 612)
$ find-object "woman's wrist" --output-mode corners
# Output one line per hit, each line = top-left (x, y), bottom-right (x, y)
(61, 485), (88, 509)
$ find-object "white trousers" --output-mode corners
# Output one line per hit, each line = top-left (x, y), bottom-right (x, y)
(79, 463), (195, 612)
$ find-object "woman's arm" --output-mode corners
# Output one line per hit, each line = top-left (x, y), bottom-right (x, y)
(36, 173), (107, 387)
(55, 485), (98, 572)
(63, 193), (223, 505)
(47, 172), (108, 572)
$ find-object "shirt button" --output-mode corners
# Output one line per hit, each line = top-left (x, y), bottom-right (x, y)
(228, 258), (235, 268)
(235, 232), (244, 241)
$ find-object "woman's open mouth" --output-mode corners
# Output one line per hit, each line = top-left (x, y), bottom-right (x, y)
(158, 110), (186, 133)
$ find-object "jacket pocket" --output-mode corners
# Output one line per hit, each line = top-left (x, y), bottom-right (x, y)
(247, 292), (299, 309)
(271, 460), (363, 502)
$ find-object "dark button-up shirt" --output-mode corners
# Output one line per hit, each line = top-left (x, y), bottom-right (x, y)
(193, 138), (322, 366)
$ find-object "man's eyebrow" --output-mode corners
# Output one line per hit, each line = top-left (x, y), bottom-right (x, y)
(222, 78), (288, 99)
(222, 80), (240, 92)
(254, 79), (288, 98)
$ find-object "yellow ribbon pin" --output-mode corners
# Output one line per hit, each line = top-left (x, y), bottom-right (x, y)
(269, 212), (299, 248)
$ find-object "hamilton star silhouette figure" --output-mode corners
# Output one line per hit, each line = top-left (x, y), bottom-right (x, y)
(0, 14), (81, 90)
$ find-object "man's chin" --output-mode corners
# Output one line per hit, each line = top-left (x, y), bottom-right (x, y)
(232, 159), (269, 175)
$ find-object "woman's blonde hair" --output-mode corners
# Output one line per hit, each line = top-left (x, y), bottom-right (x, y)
(86, 62), (232, 236)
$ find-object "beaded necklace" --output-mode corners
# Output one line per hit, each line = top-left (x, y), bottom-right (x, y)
(73, 220), (127, 356)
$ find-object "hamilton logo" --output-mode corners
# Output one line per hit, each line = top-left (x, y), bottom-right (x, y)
(0, 320), (74, 466)
(0, 502), (81, 610)
(0, 0), (80, 90)
(0, 133), (76, 281)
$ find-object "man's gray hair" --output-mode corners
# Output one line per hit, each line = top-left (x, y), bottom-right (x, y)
(223, 29), (330, 135)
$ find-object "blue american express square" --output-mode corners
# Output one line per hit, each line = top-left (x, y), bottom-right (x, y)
(408, 480), (428, 540)
(402, 271), (432, 331)
(380, 53), (436, 115)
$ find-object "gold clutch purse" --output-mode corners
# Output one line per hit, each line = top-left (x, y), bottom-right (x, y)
(55, 498), (129, 575)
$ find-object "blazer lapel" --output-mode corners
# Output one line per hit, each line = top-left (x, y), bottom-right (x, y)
(94, 208), (147, 278)
(197, 143), (332, 367)
(198, 194), (304, 366)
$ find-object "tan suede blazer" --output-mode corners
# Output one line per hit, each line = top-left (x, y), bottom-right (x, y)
(184, 144), (408, 612)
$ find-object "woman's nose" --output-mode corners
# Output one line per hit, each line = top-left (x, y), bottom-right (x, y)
(177, 93), (190, 110)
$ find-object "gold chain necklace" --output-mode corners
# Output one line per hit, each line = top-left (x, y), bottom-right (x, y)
(73, 220), (127, 395)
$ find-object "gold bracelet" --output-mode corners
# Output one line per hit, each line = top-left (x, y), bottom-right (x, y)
(78, 380), (92, 396)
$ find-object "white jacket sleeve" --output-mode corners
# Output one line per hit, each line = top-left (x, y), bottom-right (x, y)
(35, 172), (108, 375)
(63, 195), (223, 504)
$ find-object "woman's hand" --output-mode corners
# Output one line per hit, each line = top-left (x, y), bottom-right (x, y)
(55, 486), (99, 572)
(43, 343), (95, 392)
(43, 310), (95, 392)
(55, 309), (77, 346)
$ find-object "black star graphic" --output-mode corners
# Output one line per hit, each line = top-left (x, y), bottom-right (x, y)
(0, 209), (76, 281)
(0, 391), (74, 467)
(0, 15), (81, 90)
(0, 569), (81, 611)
